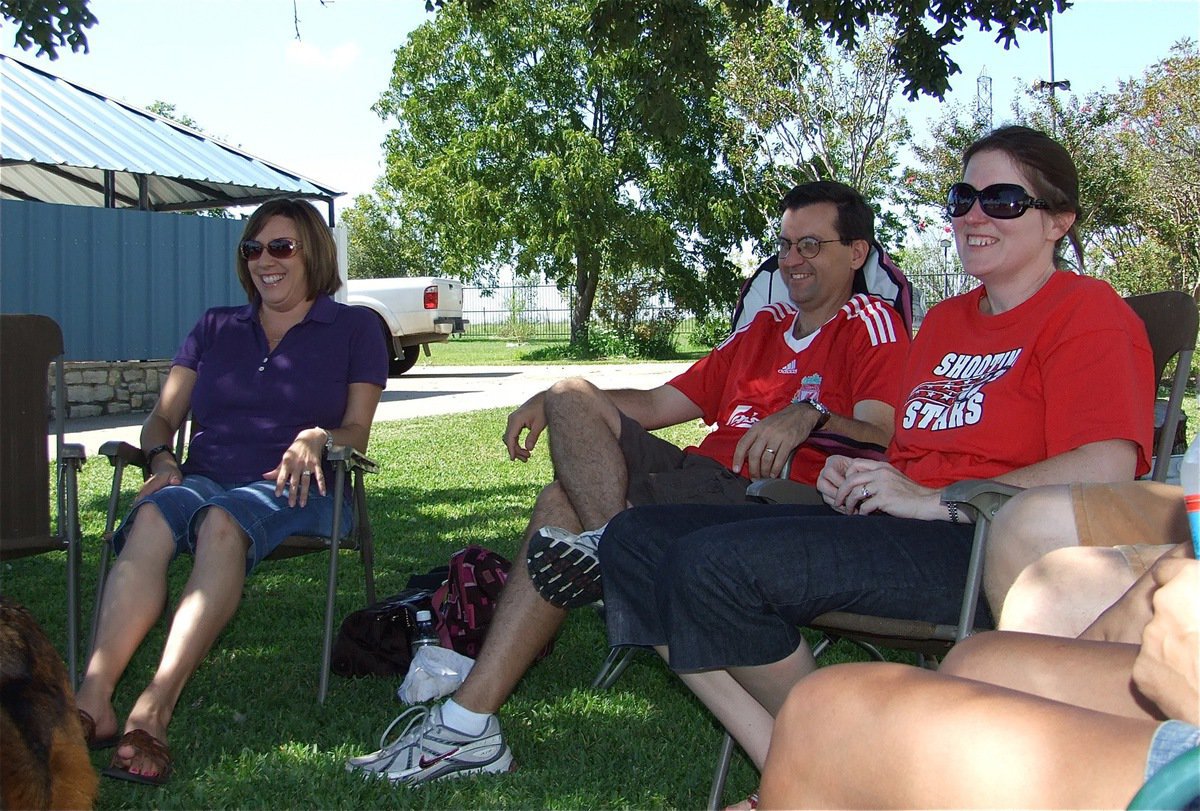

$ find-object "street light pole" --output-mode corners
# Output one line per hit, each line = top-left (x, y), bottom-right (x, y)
(940, 238), (952, 301)
(1035, 9), (1071, 134)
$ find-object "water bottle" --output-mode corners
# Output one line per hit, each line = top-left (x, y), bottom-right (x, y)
(1182, 436), (1200, 557)
(410, 609), (440, 658)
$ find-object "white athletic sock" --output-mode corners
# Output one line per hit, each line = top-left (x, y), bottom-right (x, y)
(441, 698), (493, 736)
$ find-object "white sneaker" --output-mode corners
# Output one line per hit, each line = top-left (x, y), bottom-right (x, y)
(345, 703), (514, 785)
(526, 525), (605, 609)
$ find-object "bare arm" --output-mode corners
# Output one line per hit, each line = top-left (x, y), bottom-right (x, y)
(992, 439), (1138, 489)
(733, 399), (894, 479)
(135, 365), (196, 500)
(264, 381), (383, 507)
(603, 384), (702, 431)
(824, 438), (1139, 522)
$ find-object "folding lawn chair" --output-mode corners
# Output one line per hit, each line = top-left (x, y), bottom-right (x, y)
(592, 242), (916, 691)
(731, 239), (916, 334)
(90, 418), (379, 704)
(0, 314), (87, 686)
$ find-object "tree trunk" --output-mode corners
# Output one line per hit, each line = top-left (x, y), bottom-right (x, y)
(570, 245), (601, 347)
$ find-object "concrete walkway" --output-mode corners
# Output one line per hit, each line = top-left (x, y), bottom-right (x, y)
(61, 362), (692, 455)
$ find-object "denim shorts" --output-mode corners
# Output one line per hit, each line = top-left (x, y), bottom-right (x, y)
(113, 475), (354, 575)
(1145, 720), (1200, 780)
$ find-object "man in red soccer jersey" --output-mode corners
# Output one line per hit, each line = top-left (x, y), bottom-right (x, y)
(346, 180), (910, 785)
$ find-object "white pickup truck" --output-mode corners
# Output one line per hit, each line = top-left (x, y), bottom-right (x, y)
(346, 277), (468, 376)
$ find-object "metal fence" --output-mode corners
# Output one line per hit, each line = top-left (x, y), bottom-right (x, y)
(463, 283), (697, 340)
(463, 271), (979, 341)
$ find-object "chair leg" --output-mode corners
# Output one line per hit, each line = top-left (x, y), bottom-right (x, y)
(592, 646), (640, 690)
(357, 475), (376, 606)
(318, 472), (347, 705)
(89, 458), (129, 659)
(845, 637), (886, 662)
(88, 541), (112, 660)
(63, 459), (82, 688)
(707, 732), (737, 811)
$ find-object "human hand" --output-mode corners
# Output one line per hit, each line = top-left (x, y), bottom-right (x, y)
(824, 457), (942, 519)
(263, 431), (326, 508)
(135, 463), (183, 502)
(503, 393), (547, 462)
(1133, 557), (1200, 724)
(732, 405), (819, 479)
(816, 455), (852, 511)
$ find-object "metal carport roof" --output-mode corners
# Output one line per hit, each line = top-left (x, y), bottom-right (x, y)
(0, 54), (342, 223)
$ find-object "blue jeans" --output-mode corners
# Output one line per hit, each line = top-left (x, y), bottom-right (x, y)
(113, 475), (353, 575)
(599, 502), (987, 671)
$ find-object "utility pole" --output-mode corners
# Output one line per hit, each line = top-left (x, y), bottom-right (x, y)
(940, 237), (952, 301)
(1035, 9), (1071, 134)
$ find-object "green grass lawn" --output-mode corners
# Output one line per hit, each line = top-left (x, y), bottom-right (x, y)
(12, 393), (1195, 808)
(8, 412), (895, 810)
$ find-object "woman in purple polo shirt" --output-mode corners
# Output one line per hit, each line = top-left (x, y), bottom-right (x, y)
(75, 199), (388, 786)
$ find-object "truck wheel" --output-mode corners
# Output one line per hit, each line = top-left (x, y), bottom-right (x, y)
(389, 345), (421, 377)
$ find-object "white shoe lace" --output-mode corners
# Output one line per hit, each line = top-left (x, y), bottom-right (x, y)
(376, 705), (435, 753)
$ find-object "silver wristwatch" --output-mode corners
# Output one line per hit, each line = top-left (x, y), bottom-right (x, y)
(321, 428), (335, 456)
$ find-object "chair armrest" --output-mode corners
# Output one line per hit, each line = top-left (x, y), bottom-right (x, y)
(941, 479), (1024, 522)
(99, 440), (147, 469)
(327, 445), (378, 474)
(61, 442), (87, 462)
(745, 478), (825, 505)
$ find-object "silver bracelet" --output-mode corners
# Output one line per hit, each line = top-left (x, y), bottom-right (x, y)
(947, 502), (960, 524)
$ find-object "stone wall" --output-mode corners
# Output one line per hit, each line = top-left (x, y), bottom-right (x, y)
(50, 360), (171, 419)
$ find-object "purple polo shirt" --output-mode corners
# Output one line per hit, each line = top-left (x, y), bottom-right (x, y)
(174, 294), (388, 483)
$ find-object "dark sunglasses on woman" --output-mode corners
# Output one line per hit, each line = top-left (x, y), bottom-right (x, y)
(239, 237), (301, 261)
(946, 183), (1051, 220)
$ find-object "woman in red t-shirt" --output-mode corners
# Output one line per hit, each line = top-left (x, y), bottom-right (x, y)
(594, 126), (1155, 780)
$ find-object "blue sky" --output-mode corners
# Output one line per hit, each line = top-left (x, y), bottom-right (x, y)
(2, 0), (1195, 217)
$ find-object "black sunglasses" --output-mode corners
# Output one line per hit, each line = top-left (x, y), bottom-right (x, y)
(239, 237), (301, 261)
(946, 183), (1051, 220)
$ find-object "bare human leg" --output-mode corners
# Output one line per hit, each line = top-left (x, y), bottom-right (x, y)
(664, 647), (775, 769)
(758, 662), (1155, 809)
(542, 377), (632, 529)
(728, 644), (818, 716)
(453, 482), (588, 714)
(940, 630), (1159, 720)
(997, 545), (1174, 639)
(112, 508), (250, 779)
(984, 484), (1077, 619)
(455, 378), (666, 713)
(75, 505), (174, 745)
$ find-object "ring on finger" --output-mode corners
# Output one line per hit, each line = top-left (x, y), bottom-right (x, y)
(301, 470), (312, 477)
(764, 448), (776, 454)
(861, 486), (871, 499)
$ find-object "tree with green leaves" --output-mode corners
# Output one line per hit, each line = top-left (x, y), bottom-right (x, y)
(342, 189), (415, 280)
(1104, 41), (1200, 297)
(1, 0), (95, 58)
(7, 0), (1070, 99)
(373, 0), (746, 346)
(719, 8), (911, 247)
(897, 39), (1199, 303)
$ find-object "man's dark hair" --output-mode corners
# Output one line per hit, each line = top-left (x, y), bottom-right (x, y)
(779, 181), (875, 245)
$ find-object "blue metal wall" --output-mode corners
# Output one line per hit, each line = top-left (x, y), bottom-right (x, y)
(1, 200), (246, 360)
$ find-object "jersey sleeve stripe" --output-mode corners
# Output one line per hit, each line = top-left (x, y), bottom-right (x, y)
(844, 294), (900, 346)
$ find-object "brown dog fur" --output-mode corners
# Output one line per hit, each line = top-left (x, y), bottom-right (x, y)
(0, 597), (97, 810)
